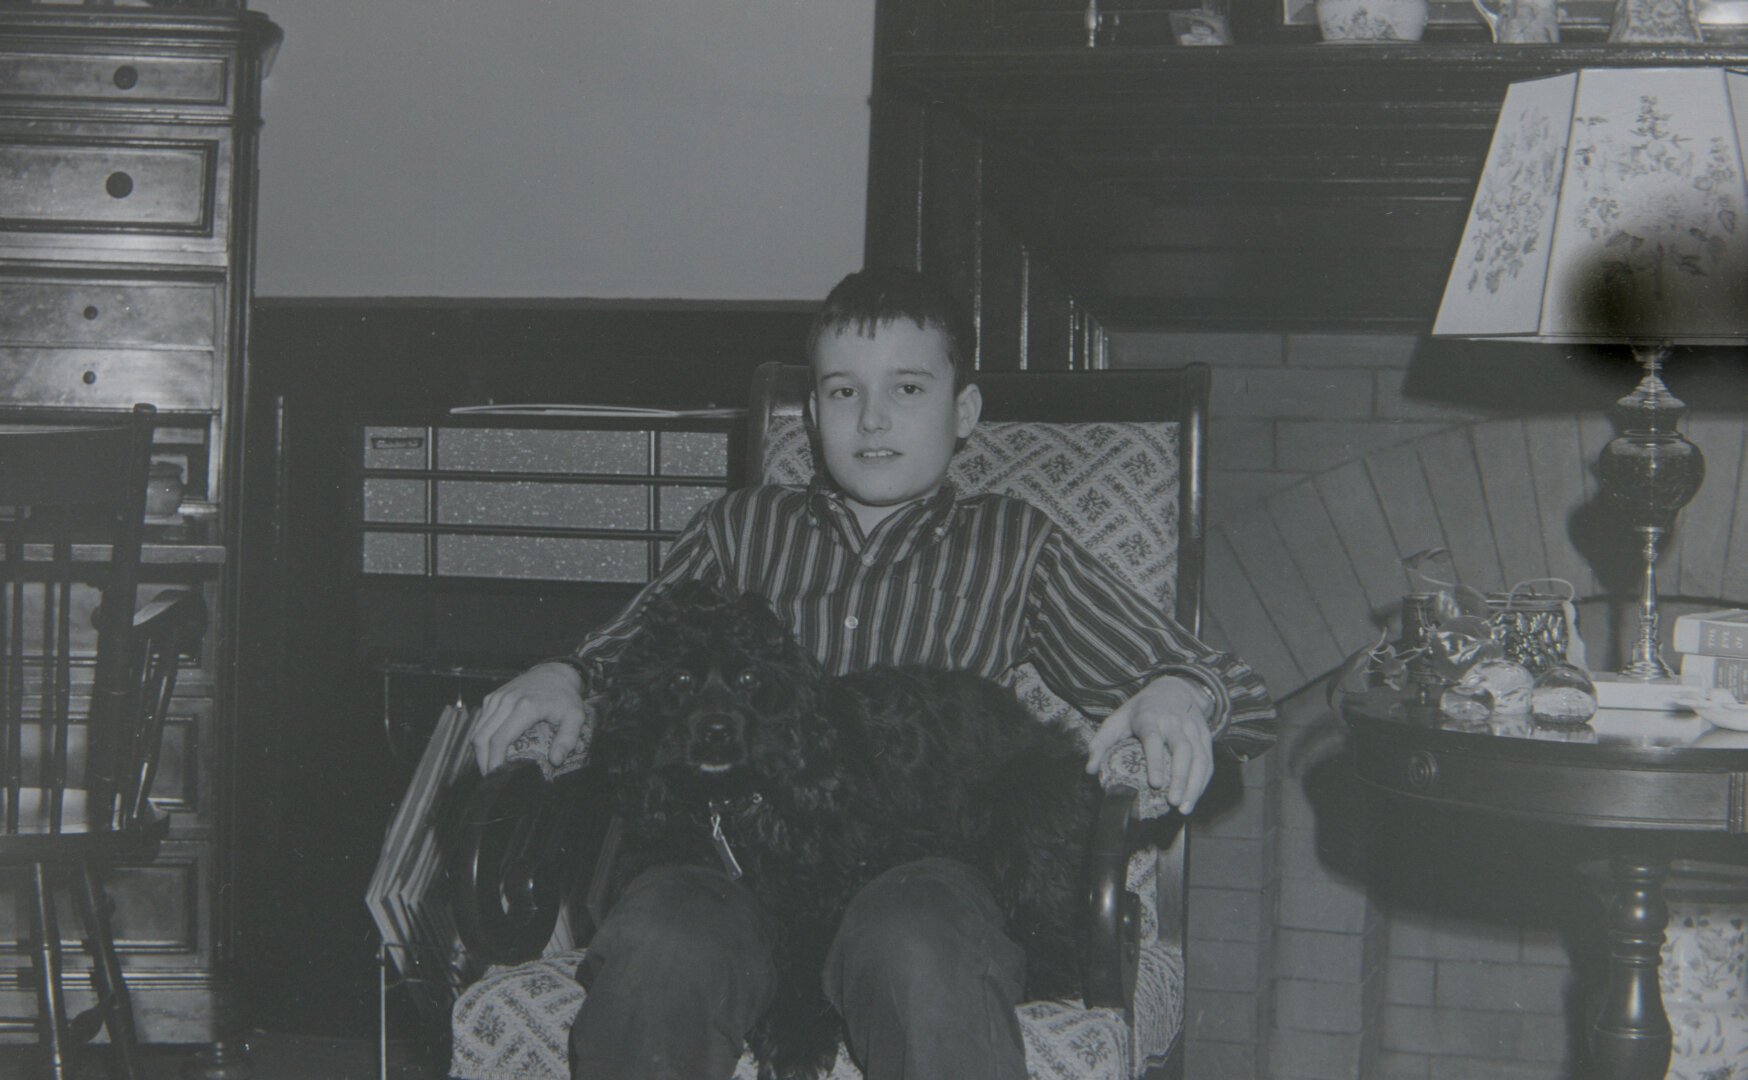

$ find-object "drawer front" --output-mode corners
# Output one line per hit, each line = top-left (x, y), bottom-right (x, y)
(0, 137), (215, 233)
(1353, 736), (1741, 831)
(0, 279), (219, 348)
(0, 347), (217, 411)
(0, 48), (229, 108)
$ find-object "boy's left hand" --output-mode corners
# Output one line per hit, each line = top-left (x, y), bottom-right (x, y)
(1084, 675), (1215, 814)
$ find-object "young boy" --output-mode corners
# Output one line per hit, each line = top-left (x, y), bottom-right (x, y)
(471, 268), (1274, 1080)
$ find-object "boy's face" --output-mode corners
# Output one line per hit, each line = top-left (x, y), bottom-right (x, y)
(809, 320), (980, 532)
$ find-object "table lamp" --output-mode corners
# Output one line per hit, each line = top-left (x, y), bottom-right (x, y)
(1434, 67), (1748, 680)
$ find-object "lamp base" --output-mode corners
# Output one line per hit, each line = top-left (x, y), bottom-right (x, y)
(1596, 345), (1705, 684)
(1618, 524), (1676, 681)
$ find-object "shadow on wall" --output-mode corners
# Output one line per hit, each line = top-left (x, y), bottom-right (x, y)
(1405, 338), (1639, 417)
(1407, 237), (1748, 420)
(1407, 338), (1748, 419)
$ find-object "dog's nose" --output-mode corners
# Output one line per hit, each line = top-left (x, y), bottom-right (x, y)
(696, 715), (739, 748)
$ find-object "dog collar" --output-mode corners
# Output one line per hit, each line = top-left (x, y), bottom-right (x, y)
(707, 793), (762, 881)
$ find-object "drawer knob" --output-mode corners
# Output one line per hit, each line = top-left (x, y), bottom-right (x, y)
(1406, 750), (1439, 791)
(83, 306), (100, 321)
(113, 66), (139, 91)
(106, 172), (134, 199)
(82, 371), (97, 386)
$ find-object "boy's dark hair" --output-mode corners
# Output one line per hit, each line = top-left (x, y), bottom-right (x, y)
(806, 267), (975, 391)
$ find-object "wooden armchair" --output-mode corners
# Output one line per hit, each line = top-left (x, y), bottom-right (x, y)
(0, 405), (207, 1079)
(447, 363), (1224, 1080)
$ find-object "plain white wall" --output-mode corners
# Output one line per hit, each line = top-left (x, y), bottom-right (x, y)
(254, 0), (875, 299)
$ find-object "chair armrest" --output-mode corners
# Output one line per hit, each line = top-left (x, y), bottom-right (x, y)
(450, 762), (614, 966)
(117, 589), (206, 829)
(1084, 786), (1187, 1011)
(133, 588), (207, 641)
(1096, 737), (1179, 820)
(501, 716), (595, 781)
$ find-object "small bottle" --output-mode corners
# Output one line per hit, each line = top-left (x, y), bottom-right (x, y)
(1400, 593), (1445, 703)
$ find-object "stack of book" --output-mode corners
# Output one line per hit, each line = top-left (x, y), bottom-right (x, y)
(1673, 608), (1748, 704)
(1591, 670), (1696, 712)
(366, 702), (484, 1020)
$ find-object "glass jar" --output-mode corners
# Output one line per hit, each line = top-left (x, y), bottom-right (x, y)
(145, 462), (184, 518)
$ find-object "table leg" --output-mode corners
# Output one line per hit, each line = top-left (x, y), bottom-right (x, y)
(1591, 849), (1671, 1080)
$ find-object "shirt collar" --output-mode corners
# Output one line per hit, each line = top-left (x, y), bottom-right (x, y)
(806, 479), (960, 551)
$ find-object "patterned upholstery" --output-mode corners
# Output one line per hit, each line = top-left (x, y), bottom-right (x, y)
(451, 854), (1185, 1080)
(450, 413), (1187, 1080)
(760, 416), (1180, 613)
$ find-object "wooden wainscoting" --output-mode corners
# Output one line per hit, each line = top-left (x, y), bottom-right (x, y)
(235, 300), (814, 1037)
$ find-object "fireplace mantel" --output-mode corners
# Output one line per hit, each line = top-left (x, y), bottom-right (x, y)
(867, 37), (1748, 343)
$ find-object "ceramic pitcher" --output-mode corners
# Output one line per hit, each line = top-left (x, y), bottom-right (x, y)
(1471, 0), (1560, 40)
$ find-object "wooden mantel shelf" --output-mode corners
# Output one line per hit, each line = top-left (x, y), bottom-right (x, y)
(876, 42), (1748, 331)
(889, 42), (1748, 75)
(887, 43), (1748, 197)
(891, 41), (1748, 72)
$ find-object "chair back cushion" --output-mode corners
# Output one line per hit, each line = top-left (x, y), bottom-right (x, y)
(761, 415), (1181, 731)
(762, 417), (1180, 611)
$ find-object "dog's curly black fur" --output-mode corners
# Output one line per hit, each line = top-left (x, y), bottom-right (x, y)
(586, 580), (1100, 1080)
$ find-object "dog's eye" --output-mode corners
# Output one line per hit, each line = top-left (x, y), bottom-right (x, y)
(669, 672), (695, 694)
(735, 669), (761, 691)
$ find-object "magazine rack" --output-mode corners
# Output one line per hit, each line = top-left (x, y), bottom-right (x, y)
(365, 702), (485, 1075)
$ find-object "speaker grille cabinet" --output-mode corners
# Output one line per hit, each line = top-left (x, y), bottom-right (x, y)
(352, 413), (743, 669)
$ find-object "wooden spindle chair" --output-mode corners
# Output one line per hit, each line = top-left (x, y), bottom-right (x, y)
(0, 405), (207, 1079)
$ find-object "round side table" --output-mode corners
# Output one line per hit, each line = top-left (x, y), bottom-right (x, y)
(1342, 690), (1748, 1080)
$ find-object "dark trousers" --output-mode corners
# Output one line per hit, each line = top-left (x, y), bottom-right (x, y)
(568, 857), (1028, 1080)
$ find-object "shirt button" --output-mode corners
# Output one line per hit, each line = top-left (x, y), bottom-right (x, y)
(844, 615), (860, 630)
(861, 554), (876, 568)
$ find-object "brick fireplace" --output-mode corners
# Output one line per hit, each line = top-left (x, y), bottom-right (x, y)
(1110, 329), (1748, 1079)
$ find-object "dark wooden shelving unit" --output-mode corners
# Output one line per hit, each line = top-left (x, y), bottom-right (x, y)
(867, 32), (1748, 341)
(0, 4), (280, 1054)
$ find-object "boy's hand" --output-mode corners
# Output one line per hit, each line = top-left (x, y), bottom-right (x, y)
(472, 661), (590, 774)
(1084, 675), (1215, 813)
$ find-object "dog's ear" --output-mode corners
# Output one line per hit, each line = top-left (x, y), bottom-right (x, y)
(762, 697), (845, 818)
(730, 592), (791, 650)
(637, 579), (727, 627)
(597, 579), (734, 698)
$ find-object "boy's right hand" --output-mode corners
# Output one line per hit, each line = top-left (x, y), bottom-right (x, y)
(472, 661), (590, 774)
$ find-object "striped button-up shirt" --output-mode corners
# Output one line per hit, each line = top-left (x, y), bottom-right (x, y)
(575, 482), (1275, 756)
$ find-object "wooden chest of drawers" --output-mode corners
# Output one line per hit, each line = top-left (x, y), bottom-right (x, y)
(0, 4), (279, 1047)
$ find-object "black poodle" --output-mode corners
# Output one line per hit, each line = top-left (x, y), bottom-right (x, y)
(585, 580), (1100, 1080)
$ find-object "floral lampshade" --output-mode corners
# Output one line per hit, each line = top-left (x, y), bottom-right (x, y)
(1434, 67), (1748, 345)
